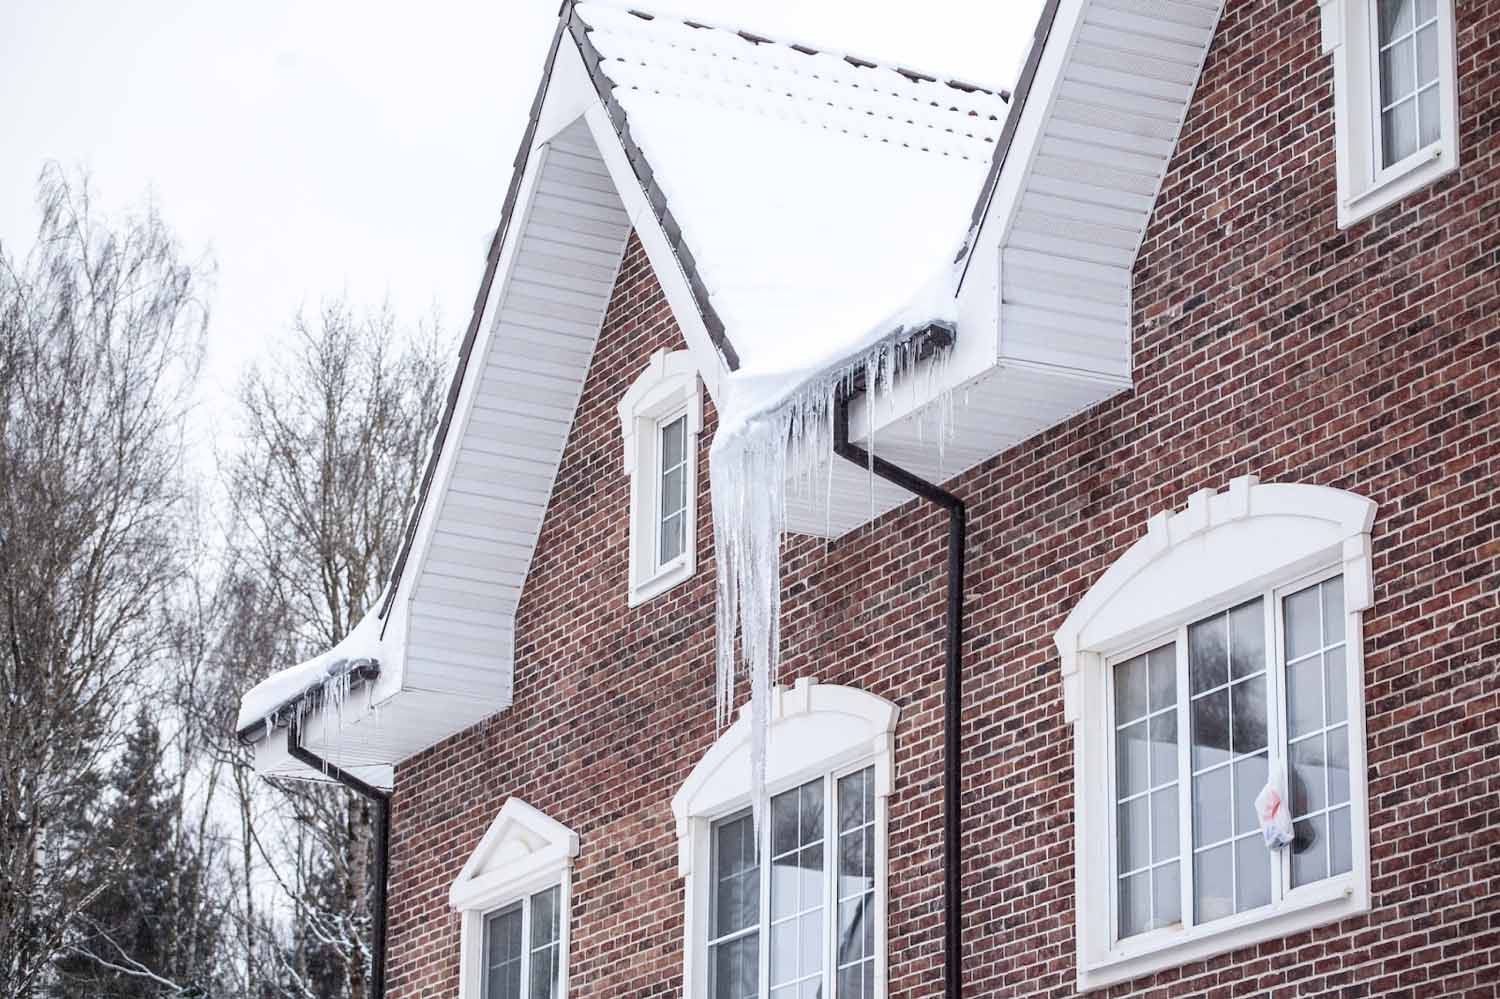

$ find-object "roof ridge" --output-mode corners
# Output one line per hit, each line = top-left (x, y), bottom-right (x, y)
(579, 0), (1011, 102)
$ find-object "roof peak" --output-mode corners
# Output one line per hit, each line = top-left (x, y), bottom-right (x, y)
(577, 0), (1011, 102)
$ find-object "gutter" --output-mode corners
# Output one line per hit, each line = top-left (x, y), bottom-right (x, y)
(288, 716), (392, 999)
(833, 391), (967, 999)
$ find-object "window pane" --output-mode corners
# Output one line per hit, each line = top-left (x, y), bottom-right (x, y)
(1228, 599), (1265, 679)
(1195, 843), (1234, 924)
(1235, 836), (1272, 912)
(1380, 37), (1417, 104)
(662, 466), (686, 513)
(1193, 767), (1231, 848)
(1189, 615), (1228, 694)
(1148, 646), (1176, 713)
(1326, 646), (1348, 725)
(1231, 675), (1267, 755)
(530, 887), (559, 948)
(1290, 735), (1329, 816)
(1330, 806), (1354, 876)
(1233, 753), (1269, 836)
(1284, 586), (1322, 661)
(1379, 0), (1414, 43)
(1191, 688), (1230, 771)
(770, 778), (824, 993)
(1118, 797), (1150, 873)
(714, 814), (758, 936)
(713, 934), (759, 999)
(1321, 577), (1345, 643)
(1417, 0), (1436, 22)
(1292, 814), (1328, 887)
(1383, 98), (1419, 166)
(1416, 22), (1439, 83)
(483, 905), (523, 999)
(661, 414), (686, 468)
(1115, 653), (1148, 723)
(1287, 656), (1323, 739)
(1150, 788), (1178, 860)
(1150, 713), (1178, 786)
(1418, 84), (1441, 147)
(1327, 725), (1351, 805)
(1119, 871), (1151, 938)
(1117, 721), (1150, 799)
(529, 948), (557, 999)
(1153, 861), (1181, 928)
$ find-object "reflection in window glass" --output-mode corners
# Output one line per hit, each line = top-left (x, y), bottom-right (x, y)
(711, 813), (760, 999)
(658, 414), (688, 566)
(483, 904), (524, 999)
(1189, 598), (1270, 924)
(837, 768), (876, 999)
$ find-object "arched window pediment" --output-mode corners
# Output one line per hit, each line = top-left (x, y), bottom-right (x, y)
(1054, 476), (1375, 723)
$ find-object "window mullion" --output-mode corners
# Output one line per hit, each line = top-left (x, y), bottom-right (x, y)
(1270, 585), (1291, 902)
(519, 898), (531, 999)
(1175, 626), (1193, 931)
(759, 805), (771, 999)
(824, 774), (837, 999)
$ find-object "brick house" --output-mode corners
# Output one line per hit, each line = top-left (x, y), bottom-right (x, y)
(236, 0), (1500, 997)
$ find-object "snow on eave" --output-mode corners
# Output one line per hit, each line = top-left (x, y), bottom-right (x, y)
(234, 607), (386, 743)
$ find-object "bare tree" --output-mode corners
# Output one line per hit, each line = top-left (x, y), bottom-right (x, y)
(221, 301), (447, 999)
(0, 167), (208, 999)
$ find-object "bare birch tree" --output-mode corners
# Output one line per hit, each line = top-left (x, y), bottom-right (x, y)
(0, 167), (208, 999)
(221, 301), (447, 999)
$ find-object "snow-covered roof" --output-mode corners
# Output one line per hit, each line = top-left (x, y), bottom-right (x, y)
(575, 3), (1009, 390)
(235, 607), (384, 737)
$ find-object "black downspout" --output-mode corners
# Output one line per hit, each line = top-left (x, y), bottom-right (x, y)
(833, 392), (967, 999)
(288, 717), (391, 999)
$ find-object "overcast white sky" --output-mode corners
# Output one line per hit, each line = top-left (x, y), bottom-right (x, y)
(0, 0), (1043, 424)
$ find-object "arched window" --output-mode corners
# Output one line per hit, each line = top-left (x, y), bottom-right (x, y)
(673, 679), (898, 999)
(1056, 476), (1376, 990)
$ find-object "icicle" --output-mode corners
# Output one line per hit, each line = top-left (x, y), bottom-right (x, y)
(710, 322), (960, 839)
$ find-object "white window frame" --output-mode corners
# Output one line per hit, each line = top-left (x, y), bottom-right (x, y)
(1321, 0), (1460, 227)
(618, 348), (702, 606)
(1055, 476), (1377, 992)
(672, 679), (899, 999)
(449, 799), (580, 999)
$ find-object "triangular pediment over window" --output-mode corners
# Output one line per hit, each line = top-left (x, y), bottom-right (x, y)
(449, 799), (580, 913)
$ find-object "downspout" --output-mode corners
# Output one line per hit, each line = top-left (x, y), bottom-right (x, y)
(288, 716), (391, 999)
(832, 392), (966, 999)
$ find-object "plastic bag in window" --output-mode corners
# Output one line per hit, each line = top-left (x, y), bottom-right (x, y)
(1255, 781), (1294, 849)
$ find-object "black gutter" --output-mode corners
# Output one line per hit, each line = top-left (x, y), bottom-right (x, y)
(832, 391), (966, 999)
(288, 716), (392, 999)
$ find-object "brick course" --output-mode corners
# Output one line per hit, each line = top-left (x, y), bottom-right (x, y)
(387, 1), (1500, 995)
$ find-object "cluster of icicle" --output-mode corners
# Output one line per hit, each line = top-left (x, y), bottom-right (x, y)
(709, 325), (955, 830)
(257, 658), (371, 744)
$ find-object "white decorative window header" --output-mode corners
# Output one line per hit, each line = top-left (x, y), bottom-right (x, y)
(618, 348), (702, 606)
(1055, 476), (1375, 724)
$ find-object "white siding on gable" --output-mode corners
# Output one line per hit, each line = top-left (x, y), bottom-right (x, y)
(405, 119), (632, 701)
(999, 0), (1222, 381)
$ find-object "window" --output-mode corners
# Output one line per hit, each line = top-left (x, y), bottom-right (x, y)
(618, 349), (702, 605)
(450, 799), (579, 999)
(481, 887), (562, 999)
(707, 767), (878, 999)
(1056, 477), (1377, 991)
(1321, 0), (1459, 226)
(674, 680), (897, 999)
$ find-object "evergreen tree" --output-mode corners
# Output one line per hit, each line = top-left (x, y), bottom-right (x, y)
(52, 711), (222, 998)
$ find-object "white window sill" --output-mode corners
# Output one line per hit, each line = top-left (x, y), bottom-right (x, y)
(1339, 142), (1456, 228)
(1078, 875), (1368, 992)
(627, 554), (694, 607)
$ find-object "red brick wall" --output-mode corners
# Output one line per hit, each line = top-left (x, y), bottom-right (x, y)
(387, 0), (1500, 996)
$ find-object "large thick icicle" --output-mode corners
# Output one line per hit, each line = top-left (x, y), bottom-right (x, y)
(709, 289), (960, 831)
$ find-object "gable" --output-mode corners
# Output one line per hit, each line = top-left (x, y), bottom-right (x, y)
(449, 798), (580, 912)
